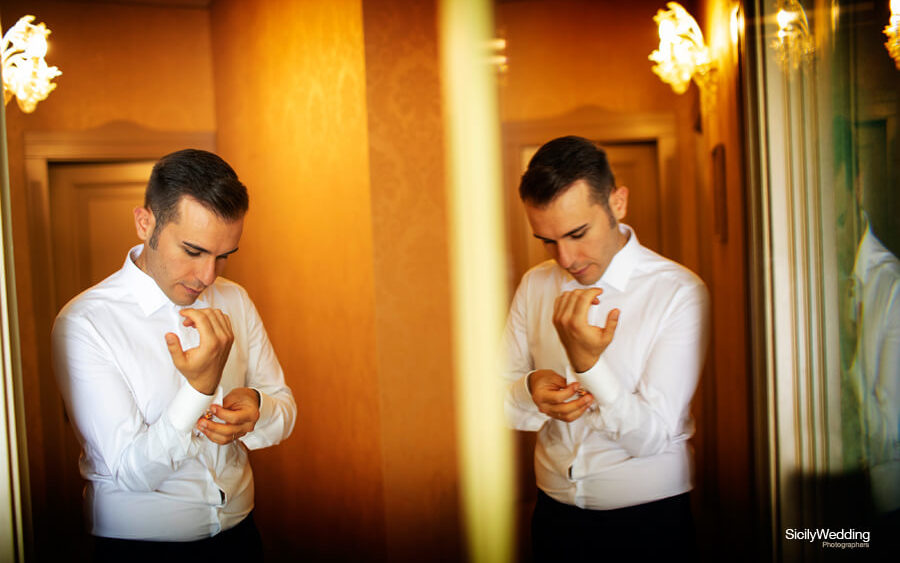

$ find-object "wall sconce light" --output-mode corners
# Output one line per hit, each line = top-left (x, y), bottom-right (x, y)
(771, 0), (815, 70)
(1, 15), (62, 113)
(649, 2), (717, 96)
(885, 0), (900, 70)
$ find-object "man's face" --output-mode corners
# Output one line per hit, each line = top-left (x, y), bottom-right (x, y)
(133, 196), (244, 306)
(525, 179), (628, 286)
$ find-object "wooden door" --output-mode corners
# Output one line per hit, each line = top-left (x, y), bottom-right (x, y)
(49, 162), (152, 306)
(41, 161), (152, 561)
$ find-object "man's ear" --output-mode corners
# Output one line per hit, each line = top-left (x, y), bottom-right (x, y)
(134, 206), (155, 242)
(609, 186), (629, 222)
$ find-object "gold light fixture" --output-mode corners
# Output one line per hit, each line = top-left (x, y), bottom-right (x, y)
(886, 0), (900, 69)
(649, 2), (716, 95)
(2, 15), (61, 113)
(771, 0), (814, 70)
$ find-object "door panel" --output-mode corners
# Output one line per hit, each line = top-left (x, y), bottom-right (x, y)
(49, 162), (152, 307)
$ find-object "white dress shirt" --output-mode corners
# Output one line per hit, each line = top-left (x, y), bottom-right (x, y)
(51, 245), (296, 541)
(851, 224), (900, 513)
(503, 224), (710, 510)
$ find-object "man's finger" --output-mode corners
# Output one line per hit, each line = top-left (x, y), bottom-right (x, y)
(552, 292), (569, 326)
(165, 333), (186, 368)
(199, 426), (230, 445)
(209, 403), (253, 425)
(558, 291), (577, 322)
(536, 381), (580, 402)
(558, 399), (593, 422)
(530, 369), (567, 389)
(601, 309), (620, 343)
(179, 308), (212, 334)
(198, 417), (244, 437)
(553, 392), (593, 416)
(180, 308), (223, 345)
(204, 310), (230, 343)
(535, 382), (588, 414)
(571, 288), (603, 323)
(212, 309), (233, 339)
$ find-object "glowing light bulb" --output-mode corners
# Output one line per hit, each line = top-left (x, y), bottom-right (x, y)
(1, 15), (62, 113)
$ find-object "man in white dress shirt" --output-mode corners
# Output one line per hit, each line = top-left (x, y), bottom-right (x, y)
(52, 149), (296, 561)
(502, 136), (709, 560)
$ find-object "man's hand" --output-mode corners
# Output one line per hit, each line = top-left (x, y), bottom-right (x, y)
(530, 369), (594, 423)
(196, 387), (261, 445)
(165, 308), (234, 395)
(552, 288), (619, 373)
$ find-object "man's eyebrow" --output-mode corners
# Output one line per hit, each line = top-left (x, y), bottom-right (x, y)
(183, 241), (239, 258)
(532, 223), (588, 243)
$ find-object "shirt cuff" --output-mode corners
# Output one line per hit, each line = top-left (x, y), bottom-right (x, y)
(253, 387), (274, 424)
(166, 379), (216, 433)
(570, 357), (621, 406)
(512, 370), (540, 410)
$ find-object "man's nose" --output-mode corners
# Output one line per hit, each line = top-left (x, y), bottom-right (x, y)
(196, 257), (217, 287)
(556, 240), (575, 269)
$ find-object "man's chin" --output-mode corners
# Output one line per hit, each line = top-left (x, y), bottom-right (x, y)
(171, 290), (202, 307)
(570, 268), (599, 286)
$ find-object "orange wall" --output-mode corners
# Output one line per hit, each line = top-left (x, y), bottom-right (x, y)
(0, 2), (215, 558)
(209, 0), (386, 559)
(361, 0), (461, 560)
(209, 0), (460, 560)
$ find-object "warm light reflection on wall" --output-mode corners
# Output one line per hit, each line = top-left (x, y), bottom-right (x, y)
(439, 0), (513, 561)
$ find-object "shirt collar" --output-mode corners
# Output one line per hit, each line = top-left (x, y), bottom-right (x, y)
(561, 223), (639, 293)
(123, 244), (209, 316)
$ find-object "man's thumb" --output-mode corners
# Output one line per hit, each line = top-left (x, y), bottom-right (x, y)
(165, 332), (185, 366)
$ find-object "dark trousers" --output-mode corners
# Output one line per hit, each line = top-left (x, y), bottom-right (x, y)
(531, 489), (697, 562)
(93, 512), (263, 563)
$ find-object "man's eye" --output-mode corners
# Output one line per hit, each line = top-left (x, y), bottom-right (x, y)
(570, 232), (585, 240)
(184, 248), (201, 257)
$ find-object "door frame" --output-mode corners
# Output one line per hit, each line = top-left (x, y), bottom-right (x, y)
(21, 121), (213, 558)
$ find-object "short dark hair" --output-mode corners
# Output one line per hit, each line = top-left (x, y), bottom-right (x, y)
(518, 136), (617, 212)
(144, 149), (249, 247)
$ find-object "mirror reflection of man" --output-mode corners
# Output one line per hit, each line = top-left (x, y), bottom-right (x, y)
(851, 164), (900, 522)
(502, 136), (710, 560)
(51, 149), (296, 561)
